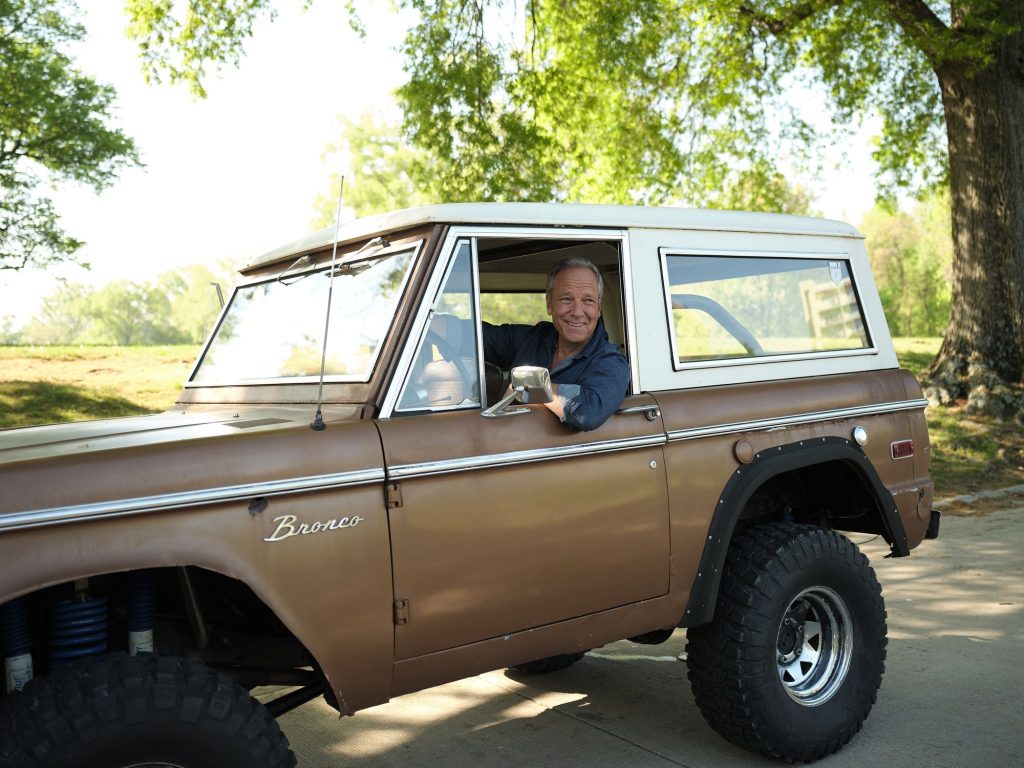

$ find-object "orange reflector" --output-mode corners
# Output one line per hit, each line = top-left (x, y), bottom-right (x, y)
(891, 440), (915, 459)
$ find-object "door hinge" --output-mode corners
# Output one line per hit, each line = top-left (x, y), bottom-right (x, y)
(393, 598), (410, 625)
(385, 481), (402, 508)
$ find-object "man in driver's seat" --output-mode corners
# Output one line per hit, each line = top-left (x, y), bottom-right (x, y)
(436, 257), (629, 431)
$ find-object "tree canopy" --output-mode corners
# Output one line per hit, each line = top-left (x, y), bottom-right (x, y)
(0, 0), (140, 271)
(16, 264), (229, 345)
(122, 0), (958, 204)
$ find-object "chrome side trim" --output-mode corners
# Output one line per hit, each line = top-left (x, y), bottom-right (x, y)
(0, 468), (386, 533)
(388, 434), (666, 480)
(666, 399), (929, 442)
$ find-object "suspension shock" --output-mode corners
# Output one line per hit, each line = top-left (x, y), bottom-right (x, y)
(127, 569), (156, 655)
(1, 597), (33, 693)
(49, 594), (108, 668)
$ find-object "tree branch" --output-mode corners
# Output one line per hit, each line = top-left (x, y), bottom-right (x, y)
(883, 0), (950, 40)
(881, 0), (952, 66)
(737, 0), (840, 37)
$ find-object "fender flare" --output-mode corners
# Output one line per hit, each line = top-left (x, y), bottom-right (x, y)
(680, 436), (908, 627)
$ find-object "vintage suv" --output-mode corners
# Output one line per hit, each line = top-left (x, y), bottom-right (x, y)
(0, 204), (938, 767)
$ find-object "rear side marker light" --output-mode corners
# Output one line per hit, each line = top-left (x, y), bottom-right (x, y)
(891, 440), (915, 459)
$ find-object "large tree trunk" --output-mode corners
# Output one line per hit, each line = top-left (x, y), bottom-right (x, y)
(924, 21), (1024, 417)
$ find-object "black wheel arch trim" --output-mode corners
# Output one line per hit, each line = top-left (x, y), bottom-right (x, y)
(680, 436), (908, 627)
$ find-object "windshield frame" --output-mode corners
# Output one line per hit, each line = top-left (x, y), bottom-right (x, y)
(185, 239), (423, 388)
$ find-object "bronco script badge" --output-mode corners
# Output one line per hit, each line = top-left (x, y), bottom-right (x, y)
(264, 513), (363, 543)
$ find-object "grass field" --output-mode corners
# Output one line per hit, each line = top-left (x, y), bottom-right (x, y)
(0, 345), (200, 428)
(1, 340), (1021, 498)
(892, 338), (1024, 499)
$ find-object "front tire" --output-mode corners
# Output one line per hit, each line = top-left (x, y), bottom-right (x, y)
(686, 523), (886, 763)
(0, 653), (296, 768)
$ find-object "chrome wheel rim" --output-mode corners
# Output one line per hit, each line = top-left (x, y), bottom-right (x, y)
(776, 585), (853, 706)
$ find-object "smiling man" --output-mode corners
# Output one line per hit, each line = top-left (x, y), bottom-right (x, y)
(481, 257), (630, 431)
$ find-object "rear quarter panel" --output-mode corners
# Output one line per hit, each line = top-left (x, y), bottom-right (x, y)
(624, 222), (932, 614)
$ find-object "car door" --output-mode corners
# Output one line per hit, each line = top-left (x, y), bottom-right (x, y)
(375, 234), (670, 661)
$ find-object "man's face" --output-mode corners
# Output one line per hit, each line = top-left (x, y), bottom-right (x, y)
(547, 267), (601, 349)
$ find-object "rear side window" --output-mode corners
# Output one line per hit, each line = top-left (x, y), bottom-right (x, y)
(661, 253), (870, 367)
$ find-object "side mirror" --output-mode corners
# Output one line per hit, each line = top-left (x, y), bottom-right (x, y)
(481, 366), (553, 418)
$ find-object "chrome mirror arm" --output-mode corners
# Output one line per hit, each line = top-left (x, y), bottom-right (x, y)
(481, 386), (531, 418)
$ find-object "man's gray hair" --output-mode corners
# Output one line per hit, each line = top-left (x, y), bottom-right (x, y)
(546, 256), (603, 302)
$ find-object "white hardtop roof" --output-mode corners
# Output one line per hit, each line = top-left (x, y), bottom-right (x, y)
(244, 202), (862, 272)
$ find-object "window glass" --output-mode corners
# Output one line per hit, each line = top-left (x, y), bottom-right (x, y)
(397, 241), (481, 411)
(480, 292), (548, 326)
(192, 248), (414, 383)
(663, 254), (870, 364)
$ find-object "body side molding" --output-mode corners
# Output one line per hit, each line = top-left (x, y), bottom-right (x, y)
(0, 468), (386, 533)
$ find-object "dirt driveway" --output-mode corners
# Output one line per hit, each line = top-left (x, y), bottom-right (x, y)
(278, 498), (1024, 767)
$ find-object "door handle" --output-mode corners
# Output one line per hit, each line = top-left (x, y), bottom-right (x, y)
(616, 404), (661, 421)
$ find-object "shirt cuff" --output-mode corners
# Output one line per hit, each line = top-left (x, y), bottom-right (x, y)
(554, 383), (581, 421)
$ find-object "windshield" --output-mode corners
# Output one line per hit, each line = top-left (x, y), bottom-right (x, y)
(190, 248), (415, 384)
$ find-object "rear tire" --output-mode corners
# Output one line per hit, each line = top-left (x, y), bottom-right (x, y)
(0, 653), (296, 768)
(686, 523), (886, 762)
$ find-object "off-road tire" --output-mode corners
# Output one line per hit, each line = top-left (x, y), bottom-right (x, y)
(0, 653), (296, 768)
(510, 652), (586, 675)
(686, 523), (886, 763)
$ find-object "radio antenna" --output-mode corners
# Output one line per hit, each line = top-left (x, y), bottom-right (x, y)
(310, 175), (346, 431)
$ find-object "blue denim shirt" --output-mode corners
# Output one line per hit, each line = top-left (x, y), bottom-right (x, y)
(482, 319), (630, 431)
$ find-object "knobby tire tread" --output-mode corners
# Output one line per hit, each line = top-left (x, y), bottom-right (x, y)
(0, 653), (296, 768)
(686, 523), (886, 763)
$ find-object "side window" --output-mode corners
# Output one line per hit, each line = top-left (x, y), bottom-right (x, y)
(397, 241), (482, 411)
(662, 254), (870, 365)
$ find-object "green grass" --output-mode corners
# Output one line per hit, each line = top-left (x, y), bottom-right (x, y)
(890, 337), (938, 378)
(2, 340), (1021, 498)
(894, 338), (1024, 499)
(0, 345), (200, 428)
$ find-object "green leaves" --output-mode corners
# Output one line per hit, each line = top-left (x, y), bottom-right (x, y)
(0, 178), (84, 272)
(18, 264), (229, 345)
(390, 0), (1017, 208)
(0, 0), (139, 271)
(124, 0), (275, 98)
(860, 188), (952, 336)
(385, 0), (945, 207)
(312, 113), (432, 222)
(119, 0), (1018, 213)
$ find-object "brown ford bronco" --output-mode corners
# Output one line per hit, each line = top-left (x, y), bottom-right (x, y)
(0, 203), (938, 766)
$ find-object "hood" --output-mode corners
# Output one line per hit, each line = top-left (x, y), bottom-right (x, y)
(0, 405), (365, 467)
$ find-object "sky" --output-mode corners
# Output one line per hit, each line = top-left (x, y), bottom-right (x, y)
(0, 3), (879, 329)
(1, 2), (408, 325)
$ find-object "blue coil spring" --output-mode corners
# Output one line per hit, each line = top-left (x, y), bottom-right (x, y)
(49, 596), (108, 667)
(0, 598), (32, 657)
(127, 570), (157, 633)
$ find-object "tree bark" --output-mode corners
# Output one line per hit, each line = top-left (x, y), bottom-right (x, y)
(924, 19), (1024, 418)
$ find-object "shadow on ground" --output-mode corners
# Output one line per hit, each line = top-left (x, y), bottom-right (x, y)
(0, 380), (151, 428)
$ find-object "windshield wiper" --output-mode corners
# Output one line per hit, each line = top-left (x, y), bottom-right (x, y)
(276, 236), (393, 285)
(275, 254), (316, 286)
(331, 243), (394, 276)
